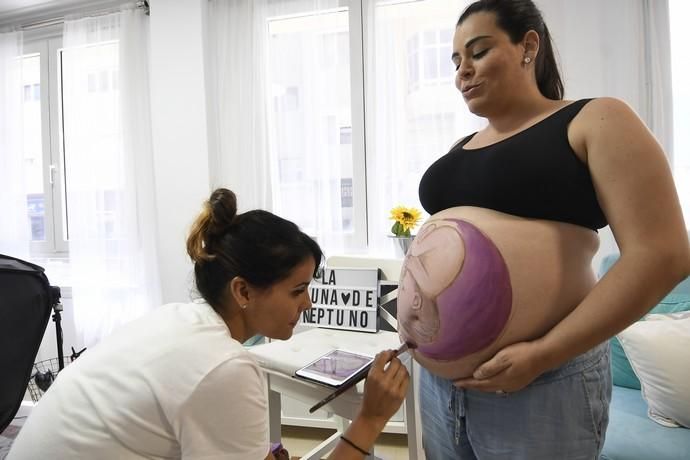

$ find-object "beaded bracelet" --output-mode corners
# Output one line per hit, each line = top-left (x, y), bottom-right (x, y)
(340, 435), (371, 456)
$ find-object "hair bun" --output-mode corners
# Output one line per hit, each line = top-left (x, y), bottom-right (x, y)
(186, 188), (238, 264)
(208, 188), (238, 236)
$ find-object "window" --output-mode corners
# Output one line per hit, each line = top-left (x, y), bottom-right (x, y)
(20, 31), (126, 283)
(22, 53), (44, 241)
(262, 0), (477, 254)
(267, 3), (358, 245)
(60, 40), (122, 242)
(21, 39), (68, 260)
(407, 28), (454, 92)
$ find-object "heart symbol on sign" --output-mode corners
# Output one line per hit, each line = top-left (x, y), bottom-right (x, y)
(341, 292), (351, 304)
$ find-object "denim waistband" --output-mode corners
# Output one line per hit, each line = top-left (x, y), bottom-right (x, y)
(532, 341), (610, 385)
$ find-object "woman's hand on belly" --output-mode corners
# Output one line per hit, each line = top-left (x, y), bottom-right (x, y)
(453, 339), (550, 394)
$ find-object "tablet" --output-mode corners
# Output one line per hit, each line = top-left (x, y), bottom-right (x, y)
(294, 349), (375, 388)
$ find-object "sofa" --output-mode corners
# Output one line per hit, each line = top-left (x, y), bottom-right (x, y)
(598, 252), (690, 460)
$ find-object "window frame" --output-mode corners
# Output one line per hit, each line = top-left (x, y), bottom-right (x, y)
(23, 35), (69, 256)
(348, 0), (369, 249)
(265, 1), (369, 250)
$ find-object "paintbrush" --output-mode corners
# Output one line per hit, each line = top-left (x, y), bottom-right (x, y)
(308, 341), (415, 414)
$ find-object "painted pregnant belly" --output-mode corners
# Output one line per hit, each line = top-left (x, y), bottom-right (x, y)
(397, 218), (512, 361)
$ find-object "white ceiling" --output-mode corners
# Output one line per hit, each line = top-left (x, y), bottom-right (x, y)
(0, 0), (52, 14)
(0, 0), (126, 28)
(0, 0), (79, 16)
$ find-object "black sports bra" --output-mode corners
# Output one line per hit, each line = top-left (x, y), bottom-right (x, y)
(418, 99), (607, 231)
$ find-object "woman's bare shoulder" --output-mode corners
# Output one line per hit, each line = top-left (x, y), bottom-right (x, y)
(569, 97), (647, 162)
(573, 97), (641, 128)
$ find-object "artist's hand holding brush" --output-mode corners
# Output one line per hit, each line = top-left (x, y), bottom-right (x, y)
(327, 349), (410, 460)
(359, 350), (410, 426)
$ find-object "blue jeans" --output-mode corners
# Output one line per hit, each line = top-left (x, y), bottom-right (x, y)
(420, 342), (611, 460)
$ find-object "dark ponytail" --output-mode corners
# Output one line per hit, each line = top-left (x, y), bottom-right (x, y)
(457, 0), (564, 100)
(536, 23), (563, 100)
(186, 188), (323, 312)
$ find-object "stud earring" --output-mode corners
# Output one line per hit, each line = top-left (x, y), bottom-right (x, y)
(241, 304), (248, 309)
(523, 56), (532, 64)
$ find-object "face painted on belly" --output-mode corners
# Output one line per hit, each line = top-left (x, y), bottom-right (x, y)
(397, 218), (512, 364)
(398, 221), (463, 345)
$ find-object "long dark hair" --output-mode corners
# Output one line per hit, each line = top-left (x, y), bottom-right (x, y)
(457, 0), (564, 100)
(186, 188), (323, 312)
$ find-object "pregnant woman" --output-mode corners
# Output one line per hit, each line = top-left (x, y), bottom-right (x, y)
(397, 1), (690, 459)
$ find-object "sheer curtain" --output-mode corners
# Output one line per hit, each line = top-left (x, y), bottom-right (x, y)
(0, 30), (29, 259)
(541, 0), (673, 154)
(208, 0), (360, 252)
(266, 0), (356, 251)
(206, 0), (273, 212)
(670, 0), (690, 225)
(365, 0), (483, 255)
(62, 7), (161, 347)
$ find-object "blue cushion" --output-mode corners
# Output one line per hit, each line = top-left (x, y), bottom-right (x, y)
(609, 336), (640, 390)
(598, 253), (690, 389)
(600, 386), (690, 460)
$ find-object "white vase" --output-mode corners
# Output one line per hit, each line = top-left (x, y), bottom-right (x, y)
(390, 236), (414, 258)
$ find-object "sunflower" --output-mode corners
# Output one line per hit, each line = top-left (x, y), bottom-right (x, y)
(389, 206), (423, 237)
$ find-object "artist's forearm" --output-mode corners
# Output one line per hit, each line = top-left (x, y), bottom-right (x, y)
(327, 413), (386, 460)
(537, 248), (690, 370)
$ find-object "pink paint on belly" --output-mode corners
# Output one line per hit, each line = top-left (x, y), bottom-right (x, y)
(398, 218), (512, 360)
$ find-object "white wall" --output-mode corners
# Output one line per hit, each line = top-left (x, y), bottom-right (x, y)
(149, 0), (211, 303)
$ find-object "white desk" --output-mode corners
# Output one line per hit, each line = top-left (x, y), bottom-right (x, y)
(248, 327), (423, 459)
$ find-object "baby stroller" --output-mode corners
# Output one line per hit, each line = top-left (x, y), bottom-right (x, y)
(0, 254), (64, 433)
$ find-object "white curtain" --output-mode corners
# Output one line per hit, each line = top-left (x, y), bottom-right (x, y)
(641, 1), (673, 162)
(0, 30), (29, 259)
(365, 0), (483, 255)
(62, 7), (161, 347)
(208, 0), (361, 252)
(669, 0), (690, 225)
(541, 0), (673, 155)
(207, 0), (273, 212)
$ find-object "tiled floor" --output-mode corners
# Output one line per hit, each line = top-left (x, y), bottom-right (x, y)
(282, 425), (411, 460)
(1, 403), (33, 460)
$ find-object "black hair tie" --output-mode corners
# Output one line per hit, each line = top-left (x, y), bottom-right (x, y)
(340, 435), (370, 456)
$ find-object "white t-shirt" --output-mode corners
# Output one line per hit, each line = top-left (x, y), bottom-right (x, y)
(8, 301), (270, 460)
